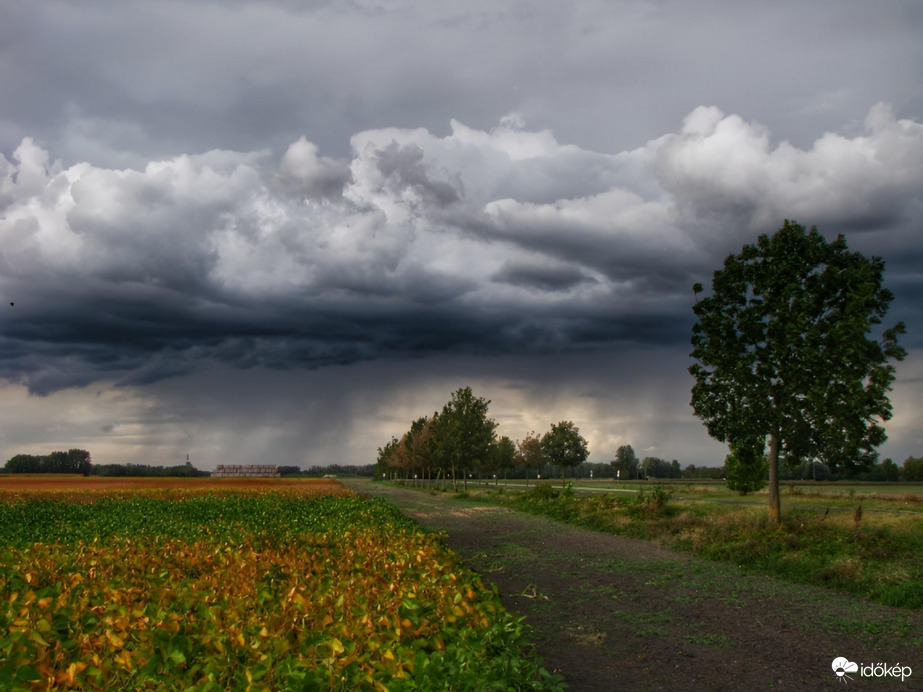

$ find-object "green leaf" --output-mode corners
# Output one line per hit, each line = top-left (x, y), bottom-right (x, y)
(14, 666), (41, 683)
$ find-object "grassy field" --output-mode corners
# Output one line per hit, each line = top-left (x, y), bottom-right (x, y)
(406, 479), (923, 610)
(0, 479), (562, 691)
(459, 476), (923, 499)
(451, 478), (923, 516)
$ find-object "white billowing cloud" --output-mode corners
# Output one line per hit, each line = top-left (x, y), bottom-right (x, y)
(0, 139), (86, 270)
(1, 104), (921, 395)
(1, 138), (56, 200)
(655, 102), (923, 237)
(276, 137), (350, 200)
(479, 102), (923, 281)
(484, 188), (691, 286)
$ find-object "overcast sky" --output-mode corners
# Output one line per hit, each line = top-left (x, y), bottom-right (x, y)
(1, 0), (922, 470)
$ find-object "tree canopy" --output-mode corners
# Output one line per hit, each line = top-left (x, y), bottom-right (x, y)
(4, 449), (92, 475)
(689, 220), (905, 521)
(610, 444), (639, 480)
(724, 443), (768, 495)
(514, 432), (546, 482)
(491, 436), (517, 482)
(434, 387), (498, 490)
(640, 456), (682, 479)
(541, 421), (589, 489)
(375, 387), (500, 490)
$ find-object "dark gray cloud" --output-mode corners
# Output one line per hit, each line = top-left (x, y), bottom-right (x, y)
(494, 261), (596, 293)
(1, 104), (920, 400)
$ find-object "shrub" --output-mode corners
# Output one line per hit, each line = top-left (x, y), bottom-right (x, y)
(628, 484), (673, 519)
(528, 482), (557, 500)
(725, 444), (768, 495)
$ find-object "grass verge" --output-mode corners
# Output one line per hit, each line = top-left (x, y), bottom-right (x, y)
(469, 482), (923, 610)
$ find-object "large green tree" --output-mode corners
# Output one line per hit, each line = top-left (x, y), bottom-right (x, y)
(405, 416), (435, 480)
(432, 387), (497, 491)
(610, 444), (639, 480)
(541, 421), (589, 489)
(640, 456), (677, 479)
(375, 436), (401, 479)
(514, 432), (546, 485)
(690, 221), (905, 522)
(490, 435), (517, 485)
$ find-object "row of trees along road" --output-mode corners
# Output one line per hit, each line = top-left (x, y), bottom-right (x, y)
(376, 386), (589, 491)
(689, 221), (906, 523)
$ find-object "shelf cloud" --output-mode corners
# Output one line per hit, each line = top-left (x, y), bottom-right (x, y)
(2, 105), (920, 398)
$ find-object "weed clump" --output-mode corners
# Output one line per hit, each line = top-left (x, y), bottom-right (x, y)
(627, 485), (674, 520)
(529, 482), (558, 501)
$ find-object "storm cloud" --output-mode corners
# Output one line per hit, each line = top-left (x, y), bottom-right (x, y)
(1, 105), (921, 397)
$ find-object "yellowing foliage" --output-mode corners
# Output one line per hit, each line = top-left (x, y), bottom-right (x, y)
(0, 489), (559, 690)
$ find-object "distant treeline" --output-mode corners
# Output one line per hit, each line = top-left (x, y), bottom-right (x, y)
(582, 454), (923, 482)
(7, 452), (916, 482)
(721, 457), (923, 483)
(567, 460), (724, 481)
(4, 450), (92, 475)
(2, 451), (210, 477)
(1, 454), (376, 478)
(92, 462), (209, 477)
(278, 464), (376, 477)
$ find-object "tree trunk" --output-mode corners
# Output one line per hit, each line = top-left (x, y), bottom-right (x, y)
(452, 463), (457, 492)
(768, 432), (781, 524)
(562, 466), (566, 490)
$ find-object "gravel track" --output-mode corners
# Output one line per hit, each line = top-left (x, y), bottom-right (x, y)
(340, 479), (922, 691)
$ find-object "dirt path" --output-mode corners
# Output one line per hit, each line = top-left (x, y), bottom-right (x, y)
(340, 479), (922, 691)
